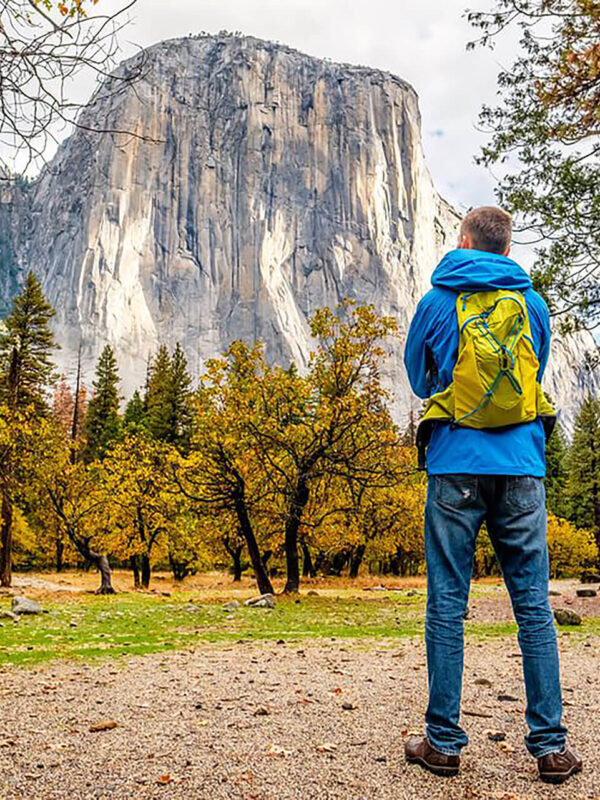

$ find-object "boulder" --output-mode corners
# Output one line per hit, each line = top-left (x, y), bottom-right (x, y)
(222, 600), (241, 612)
(244, 593), (276, 609)
(11, 596), (42, 615)
(554, 608), (582, 626)
(576, 588), (597, 598)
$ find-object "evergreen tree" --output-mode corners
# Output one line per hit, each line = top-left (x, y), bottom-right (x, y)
(0, 271), (57, 413)
(123, 390), (146, 431)
(83, 345), (121, 461)
(144, 343), (193, 453)
(567, 395), (600, 565)
(0, 272), (57, 586)
(145, 345), (173, 442)
(545, 420), (569, 518)
(169, 343), (193, 453)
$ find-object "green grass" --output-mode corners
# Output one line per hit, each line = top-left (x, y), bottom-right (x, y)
(0, 591), (597, 668)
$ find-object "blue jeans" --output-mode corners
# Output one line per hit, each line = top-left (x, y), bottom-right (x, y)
(424, 474), (567, 758)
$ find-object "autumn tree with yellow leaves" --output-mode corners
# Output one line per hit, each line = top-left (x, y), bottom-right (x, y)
(99, 433), (179, 589)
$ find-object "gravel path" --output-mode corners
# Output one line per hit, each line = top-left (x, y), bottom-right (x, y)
(0, 637), (598, 800)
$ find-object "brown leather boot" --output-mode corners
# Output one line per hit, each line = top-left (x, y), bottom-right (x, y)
(404, 736), (460, 777)
(538, 748), (583, 784)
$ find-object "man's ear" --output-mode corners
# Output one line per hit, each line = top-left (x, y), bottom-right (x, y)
(503, 246), (511, 257)
(458, 230), (473, 249)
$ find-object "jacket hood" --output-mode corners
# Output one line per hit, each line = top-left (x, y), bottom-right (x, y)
(431, 249), (532, 291)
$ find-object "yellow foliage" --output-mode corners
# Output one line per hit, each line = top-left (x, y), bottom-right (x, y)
(475, 513), (598, 579)
(546, 513), (598, 578)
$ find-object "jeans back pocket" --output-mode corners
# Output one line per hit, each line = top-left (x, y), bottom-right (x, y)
(506, 476), (544, 513)
(434, 475), (478, 510)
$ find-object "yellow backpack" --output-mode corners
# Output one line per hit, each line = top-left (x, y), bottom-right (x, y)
(415, 289), (556, 469)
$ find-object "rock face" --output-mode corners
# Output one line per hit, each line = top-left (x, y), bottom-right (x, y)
(0, 34), (597, 423)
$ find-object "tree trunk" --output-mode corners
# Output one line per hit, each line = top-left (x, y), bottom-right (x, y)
(141, 554), (151, 589)
(330, 550), (349, 577)
(592, 453), (600, 568)
(131, 555), (141, 588)
(222, 535), (244, 581)
(301, 541), (316, 578)
(314, 550), (325, 573)
(261, 550), (272, 571)
(89, 550), (115, 594)
(169, 552), (188, 581)
(284, 478), (310, 594)
(54, 525), (65, 572)
(55, 533), (64, 573)
(234, 498), (273, 595)
(349, 544), (366, 579)
(232, 546), (243, 581)
(0, 489), (13, 587)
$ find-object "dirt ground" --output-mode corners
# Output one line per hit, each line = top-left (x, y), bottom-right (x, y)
(0, 636), (598, 800)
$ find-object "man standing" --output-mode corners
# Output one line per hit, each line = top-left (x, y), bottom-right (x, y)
(403, 207), (582, 784)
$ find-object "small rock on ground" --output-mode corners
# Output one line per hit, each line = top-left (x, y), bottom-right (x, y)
(554, 608), (582, 626)
(11, 596), (42, 615)
(244, 593), (276, 609)
(576, 588), (597, 598)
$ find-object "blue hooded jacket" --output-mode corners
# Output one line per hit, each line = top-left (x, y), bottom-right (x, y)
(404, 249), (551, 476)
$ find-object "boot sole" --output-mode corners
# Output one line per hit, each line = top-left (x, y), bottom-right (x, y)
(406, 755), (459, 778)
(539, 765), (582, 784)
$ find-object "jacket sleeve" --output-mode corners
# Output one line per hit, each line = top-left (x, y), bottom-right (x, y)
(404, 296), (432, 399)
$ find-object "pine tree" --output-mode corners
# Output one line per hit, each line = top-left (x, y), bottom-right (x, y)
(0, 272), (57, 586)
(567, 395), (600, 565)
(169, 343), (193, 453)
(145, 345), (173, 442)
(545, 420), (569, 518)
(83, 345), (121, 462)
(123, 390), (146, 431)
(0, 271), (57, 413)
(144, 343), (193, 452)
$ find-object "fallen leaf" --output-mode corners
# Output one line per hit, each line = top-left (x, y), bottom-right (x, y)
(316, 742), (337, 753)
(498, 741), (516, 754)
(88, 721), (118, 732)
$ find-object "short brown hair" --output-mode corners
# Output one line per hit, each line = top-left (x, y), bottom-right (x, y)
(461, 206), (512, 254)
